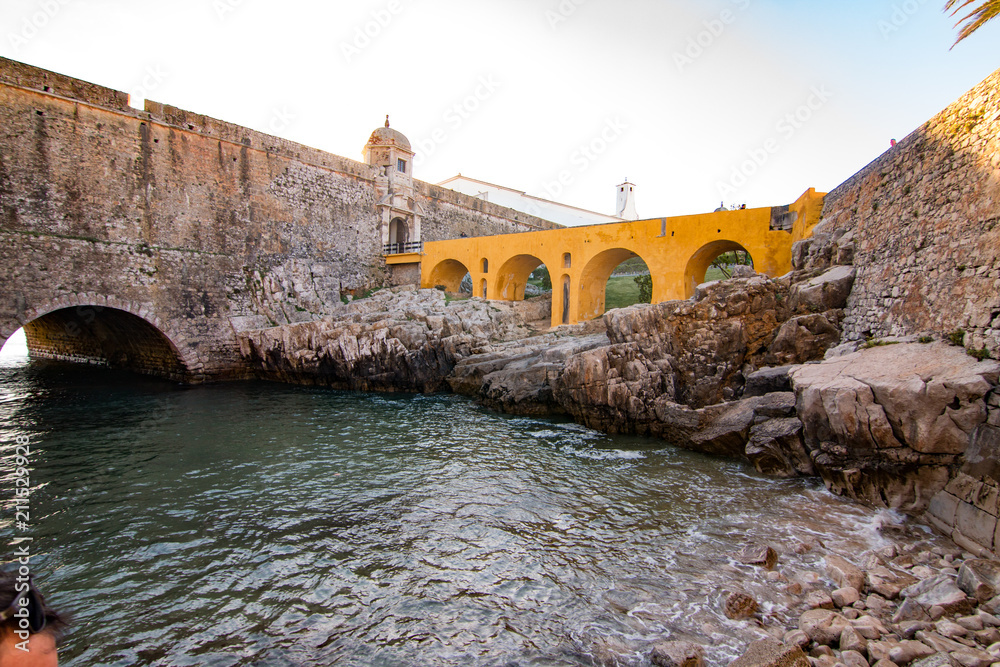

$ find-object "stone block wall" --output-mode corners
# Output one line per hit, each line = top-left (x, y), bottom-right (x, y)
(819, 67), (1000, 355)
(0, 57), (557, 380)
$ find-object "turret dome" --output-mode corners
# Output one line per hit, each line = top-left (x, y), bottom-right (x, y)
(367, 116), (411, 152)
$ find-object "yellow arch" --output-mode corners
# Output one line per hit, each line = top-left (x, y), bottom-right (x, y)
(420, 188), (825, 327)
(684, 240), (753, 299)
(494, 254), (544, 301)
(578, 248), (648, 321)
(427, 259), (471, 293)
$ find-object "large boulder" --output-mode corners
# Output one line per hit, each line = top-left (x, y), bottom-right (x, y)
(957, 560), (1000, 603)
(746, 418), (814, 477)
(790, 342), (1000, 510)
(765, 313), (842, 366)
(728, 638), (809, 667)
(650, 641), (705, 667)
(744, 366), (795, 397)
(476, 334), (609, 416)
(788, 265), (856, 312)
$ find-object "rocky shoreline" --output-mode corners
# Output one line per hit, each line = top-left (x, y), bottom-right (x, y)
(688, 530), (1000, 667)
(235, 219), (1000, 665)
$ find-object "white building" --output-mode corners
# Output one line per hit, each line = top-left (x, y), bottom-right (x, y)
(437, 175), (639, 228)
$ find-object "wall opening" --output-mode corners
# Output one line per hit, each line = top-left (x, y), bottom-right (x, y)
(481, 258), (489, 273)
(12, 306), (187, 380)
(684, 241), (755, 298)
(458, 272), (473, 295)
(429, 259), (473, 294)
(494, 255), (546, 301)
(579, 249), (652, 320)
(563, 253), (572, 269)
(480, 279), (488, 299)
(0, 328), (28, 362)
(388, 217), (409, 252)
(561, 276), (571, 325)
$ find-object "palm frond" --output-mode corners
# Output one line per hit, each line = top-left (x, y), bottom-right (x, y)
(945, 0), (1000, 47)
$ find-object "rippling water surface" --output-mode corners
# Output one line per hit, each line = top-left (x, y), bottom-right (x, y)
(0, 350), (911, 666)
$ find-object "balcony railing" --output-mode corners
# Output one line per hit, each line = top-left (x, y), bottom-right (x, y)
(383, 241), (423, 255)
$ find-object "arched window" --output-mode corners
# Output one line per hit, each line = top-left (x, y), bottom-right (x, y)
(562, 275), (571, 325)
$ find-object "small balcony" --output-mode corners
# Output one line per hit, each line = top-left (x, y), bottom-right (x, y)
(383, 241), (423, 255)
(383, 241), (423, 265)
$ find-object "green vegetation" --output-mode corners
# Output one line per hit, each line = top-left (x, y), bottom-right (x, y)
(946, 0), (1000, 46)
(530, 266), (552, 291)
(605, 275), (650, 311)
(704, 266), (729, 282)
(634, 274), (652, 303)
(611, 257), (650, 275)
(969, 346), (993, 361)
(948, 329), (967, 346)
(863, 339), (899, 349)
(919, 335), (934, 344)
(704, 250), (753, 282)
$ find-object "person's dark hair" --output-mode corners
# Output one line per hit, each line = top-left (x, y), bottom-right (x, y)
(0, 569), (65, 639)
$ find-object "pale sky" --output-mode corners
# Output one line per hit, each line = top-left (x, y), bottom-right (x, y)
(1, 0), (998, 221)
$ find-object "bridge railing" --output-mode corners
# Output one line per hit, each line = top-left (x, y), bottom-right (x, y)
(383, 241), (424, 255)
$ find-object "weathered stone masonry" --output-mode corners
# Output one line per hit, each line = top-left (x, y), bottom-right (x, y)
(820, 67), (1000, 354)
(0, 57), (558, 381)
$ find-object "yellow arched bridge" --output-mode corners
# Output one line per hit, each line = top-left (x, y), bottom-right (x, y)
(420, 189), (824, 327)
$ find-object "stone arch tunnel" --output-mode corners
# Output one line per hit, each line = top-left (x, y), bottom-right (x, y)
(2, 297), (203, 382)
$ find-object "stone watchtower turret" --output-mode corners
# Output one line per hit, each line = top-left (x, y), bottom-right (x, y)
(364, 116), (423, 254)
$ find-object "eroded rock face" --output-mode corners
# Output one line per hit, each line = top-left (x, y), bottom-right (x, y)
(790, 343), (1000, 510)
(238, 288), (529, 393)
(552, 341), (676, 434)
(605, 277), (793, 409)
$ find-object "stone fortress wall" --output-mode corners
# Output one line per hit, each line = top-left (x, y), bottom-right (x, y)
(0, 57), (557, 380)
(819, 67), (1000, 355)
(813, 67), (1000, 557)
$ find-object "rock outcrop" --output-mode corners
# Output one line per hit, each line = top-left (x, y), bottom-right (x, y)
(238, 287), (530, 393)
(790, 342), (1000, 511)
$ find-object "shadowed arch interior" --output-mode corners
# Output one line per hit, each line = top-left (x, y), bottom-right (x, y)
(20, 306), (187, 380)
(389, 217), (409, 248)
(427, 259), (471, 293)
(684, 240), (754, 298)
(578, 248), (648, 321)
(494, 254), (544, 301)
